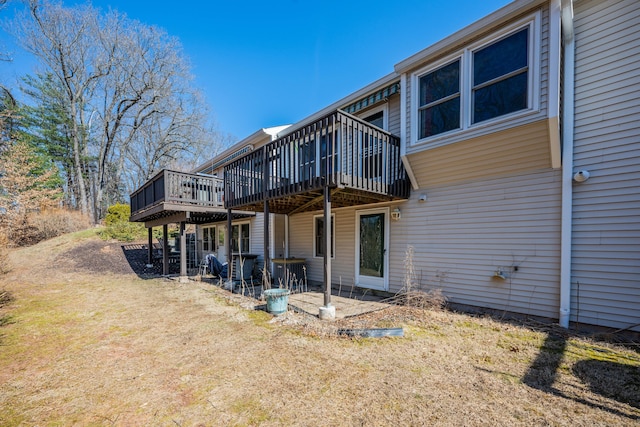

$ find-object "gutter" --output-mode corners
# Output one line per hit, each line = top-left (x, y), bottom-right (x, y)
(559, 0), (575, 328)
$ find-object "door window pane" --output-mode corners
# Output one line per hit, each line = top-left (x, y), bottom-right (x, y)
(359, 213), (384, 278)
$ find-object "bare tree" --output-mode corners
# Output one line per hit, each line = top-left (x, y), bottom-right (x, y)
(91, 19), (216, 217)
(10, 0), (222, 222)
(12, 0), (111, 217)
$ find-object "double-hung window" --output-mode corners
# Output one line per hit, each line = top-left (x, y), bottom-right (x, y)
(231, 223), (250, 253)
(413, 15), (538, 145)
(418, 59), (461, 139)
(202, 226), (216, 253)
(472, 27), (529, 124)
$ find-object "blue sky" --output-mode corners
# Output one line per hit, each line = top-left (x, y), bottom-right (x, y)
(1, 0), (512, 140)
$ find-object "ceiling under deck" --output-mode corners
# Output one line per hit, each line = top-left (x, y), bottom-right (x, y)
(130, 202), (255, 228)
(236, 187), (404, 215)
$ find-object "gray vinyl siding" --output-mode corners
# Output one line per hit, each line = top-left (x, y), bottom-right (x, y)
(199, 214), (265, 269)
(388, 94), (401, 137)
(249, 213), (265, 270)
(571, 0), (640, 330)
(288, 169), (561, 319)
(407, 119), (552, 188)
(404, 3), (551, 152)
(288, 209), (358, 288)
(389, 169), (562, 318)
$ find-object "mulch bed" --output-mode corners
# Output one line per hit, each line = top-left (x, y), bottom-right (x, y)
(56, 240), (179, 277)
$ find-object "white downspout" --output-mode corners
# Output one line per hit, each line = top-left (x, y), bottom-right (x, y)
(559, 0), (575, 328)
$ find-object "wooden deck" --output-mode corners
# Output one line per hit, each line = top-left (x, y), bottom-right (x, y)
(129, 169), (254, 225)
(224, 110), (410, 214)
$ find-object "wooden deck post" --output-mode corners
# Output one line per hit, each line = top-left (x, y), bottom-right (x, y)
(263, 147), (270, 282)
(227, 209), (233, 281)
(162, 224), (169, 276)
(179, 221), (187, 278)
(147, 227), (153, 266)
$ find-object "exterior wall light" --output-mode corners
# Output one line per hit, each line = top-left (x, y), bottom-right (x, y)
(573, 170), (590, 182)
(391, 207), (401, 221)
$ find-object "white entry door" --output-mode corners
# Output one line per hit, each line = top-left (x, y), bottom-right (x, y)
(356, 208), (389, 291)
(217, 225), (226, 261)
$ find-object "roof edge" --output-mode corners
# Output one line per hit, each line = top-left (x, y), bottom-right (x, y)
(276, 71), (400, 138)
(395, 0), (548, 73)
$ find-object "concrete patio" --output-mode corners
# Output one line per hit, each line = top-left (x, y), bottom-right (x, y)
(288, 291), (392, 319)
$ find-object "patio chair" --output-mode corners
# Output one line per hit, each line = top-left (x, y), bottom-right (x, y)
(206, 254), (228, 279)
(198, 257), (209, 276)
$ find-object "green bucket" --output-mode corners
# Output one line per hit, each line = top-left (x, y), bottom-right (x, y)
(264, 288), (290, 315)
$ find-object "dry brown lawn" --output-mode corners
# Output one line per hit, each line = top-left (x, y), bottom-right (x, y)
(0, 230), (638, 426)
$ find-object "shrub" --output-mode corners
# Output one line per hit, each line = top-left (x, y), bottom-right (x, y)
(99, 221), (146, 242)
(99, 203), (146, 242)
(0, 233), (10, 274)
(104, 203), (131, 226)
(30, 208), (93, 240)
(1, 208), (93, 248)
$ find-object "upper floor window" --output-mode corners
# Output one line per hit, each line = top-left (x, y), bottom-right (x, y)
(360, 105), (388, 179)
(364, 111), (384, 129)
(418, 59), (461, 138)
(472, 27), (529, 124)
(412, 15), (539, 146)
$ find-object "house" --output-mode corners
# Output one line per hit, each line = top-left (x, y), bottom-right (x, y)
(129, 0), (640, 331)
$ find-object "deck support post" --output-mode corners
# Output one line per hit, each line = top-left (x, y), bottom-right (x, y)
(263, 146), (270, 284)
(227, 209), (233, 285)
(264, 200), (270, 283)
(320, 185), (335, 320)
(146, 227), (153, 267)
(179, 221), (187, 281)
(162, 224), (169, 276)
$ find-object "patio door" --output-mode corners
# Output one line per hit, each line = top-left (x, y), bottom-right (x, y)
(356, 208), (389, 291)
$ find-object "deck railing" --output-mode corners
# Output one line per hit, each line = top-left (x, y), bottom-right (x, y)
(224, 110), (409, 209)
(130, 169), (224, 218)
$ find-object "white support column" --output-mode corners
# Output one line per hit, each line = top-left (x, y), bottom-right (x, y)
(320, 185), (335, 320)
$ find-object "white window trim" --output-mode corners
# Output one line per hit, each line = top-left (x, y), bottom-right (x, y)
(359, 103), (389, 131)
(313, 213), (335, 259)
(354, 207), (390, 291)
(231, 220), (251, 254)
(201, 225), (217, 253)
(414, 55), (464, 140)
(411, 11), (541, 148)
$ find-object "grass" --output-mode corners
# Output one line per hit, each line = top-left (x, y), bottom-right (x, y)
(0, 234), (638, 425)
